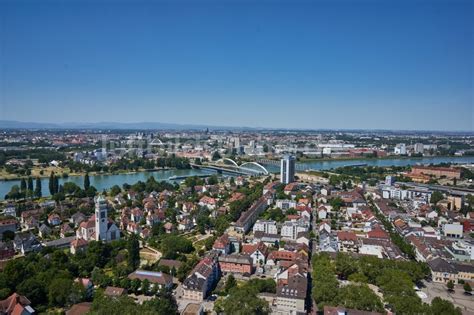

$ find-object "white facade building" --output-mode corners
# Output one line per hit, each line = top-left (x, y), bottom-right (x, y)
(276, 199), (297, 210)
(253, 220), (278, 235)
(443, 223), (463, 239)
(394, 143), (406, 155)
(280, 220), (309, 240)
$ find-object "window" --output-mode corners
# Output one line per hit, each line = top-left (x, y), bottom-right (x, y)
(100, 211), (106, 219)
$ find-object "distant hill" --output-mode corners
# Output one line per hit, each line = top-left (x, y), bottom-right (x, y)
(0, 120), (246, 130)
(0, 120), (472, 134)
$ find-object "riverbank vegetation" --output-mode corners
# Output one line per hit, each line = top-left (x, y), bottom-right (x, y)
(0, 155), (191, 181)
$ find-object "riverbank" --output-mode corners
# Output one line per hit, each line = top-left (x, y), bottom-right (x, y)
(297, 154), (470, 163)
(0, 168), (210, 200)
(1, 156), (473, 200)
(0, 166), (180, 181)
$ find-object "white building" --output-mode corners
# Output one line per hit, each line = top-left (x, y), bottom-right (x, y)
(276, 199), (297, 211)
(280, 155), (295, 184)
(394, 143), (406, 155)
(443, 223), (463, 239)
(280, 220), (309, 240)
(381, 185), (431, 202)
(253, 220), (278, 235)
(414, 143), (424, 154)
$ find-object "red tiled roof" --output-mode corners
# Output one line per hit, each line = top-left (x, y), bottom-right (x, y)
(337, 231), (357, 241)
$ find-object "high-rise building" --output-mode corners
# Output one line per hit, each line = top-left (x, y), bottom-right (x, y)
(280, 155), (296, 184)
(95, 195), (108, 241)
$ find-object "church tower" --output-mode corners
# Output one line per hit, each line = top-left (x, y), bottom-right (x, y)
(95, 195), (108, 241)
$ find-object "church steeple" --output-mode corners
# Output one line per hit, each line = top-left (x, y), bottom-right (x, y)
(95, 195), (108, 241)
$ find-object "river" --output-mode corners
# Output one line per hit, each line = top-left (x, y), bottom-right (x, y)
(1, 156), (473, 200)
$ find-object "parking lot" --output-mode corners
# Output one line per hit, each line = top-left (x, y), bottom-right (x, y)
(421, 281), (474, 314)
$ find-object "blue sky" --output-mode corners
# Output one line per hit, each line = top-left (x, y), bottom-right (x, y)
(0, 0), (472, 131)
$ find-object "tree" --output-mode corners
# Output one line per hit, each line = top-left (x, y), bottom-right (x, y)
(130, 278), (141, 294)
(212, 151), (221, 161)
(160, 235), (194, 259)
(20, 178), (27, 194)
(27, 177), (33, 192)
(35, 177), (42, 198)
(217, 286), (270, 315)
(430, 297), (462, 315)
(141, 279), (150, 295)
(90, 291), (178, 315)
(127, 234), (140, 270)
(48, 277), (74, 306)
(84, 173), (90, 190)
(330, 197), (344, 211)
(49, 172), (59, 195)
(54, 176), (59, 194)
(224, 274), (237, 293)
(348, 273), (368, 283)
(447, 280), (455, 291)
(17, 278), (47, 306)
(110, 185), (121, 196)
(430, 191), (444, 205)
(337, 284), (384, 313)
(49, 172), (54, 195)
(5, 185), (22, 200)
(335, 253), (357, 280)
(463, 282), (472, 294)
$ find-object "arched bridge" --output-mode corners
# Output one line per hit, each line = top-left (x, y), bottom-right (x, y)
(201, 158), (270, 175)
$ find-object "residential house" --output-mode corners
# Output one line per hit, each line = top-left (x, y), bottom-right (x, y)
(253, 220), (278, 235)
(131, 208), (144, 223)
(38, 224), (52, 238)
(104, 286), (127, 298)
(276, 199), (297, 211)
(70, 238), (88, 254)
(317, 206), (328, 220)
(47, 213), (61, 226)
(253, 231), (281, 247)
(128, 270), (174, 290)
(337, 231), (358, 252)
(213, 234), (231, 255)
(182, 257), (220, 301)
(281, 220), (309, 240)
(0, 241), (14, 260)
(242, 242), (268, 265)
(0, 293), (35, 315)
(0, 218), (17, 240)
(199, 196), (217, 210)
(274, 273), (307, 315)
(75, 278), (94, 297)
(13, 232), (41, 254)
(60, 224), (75, 238)
(218, 254), (253, 275)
